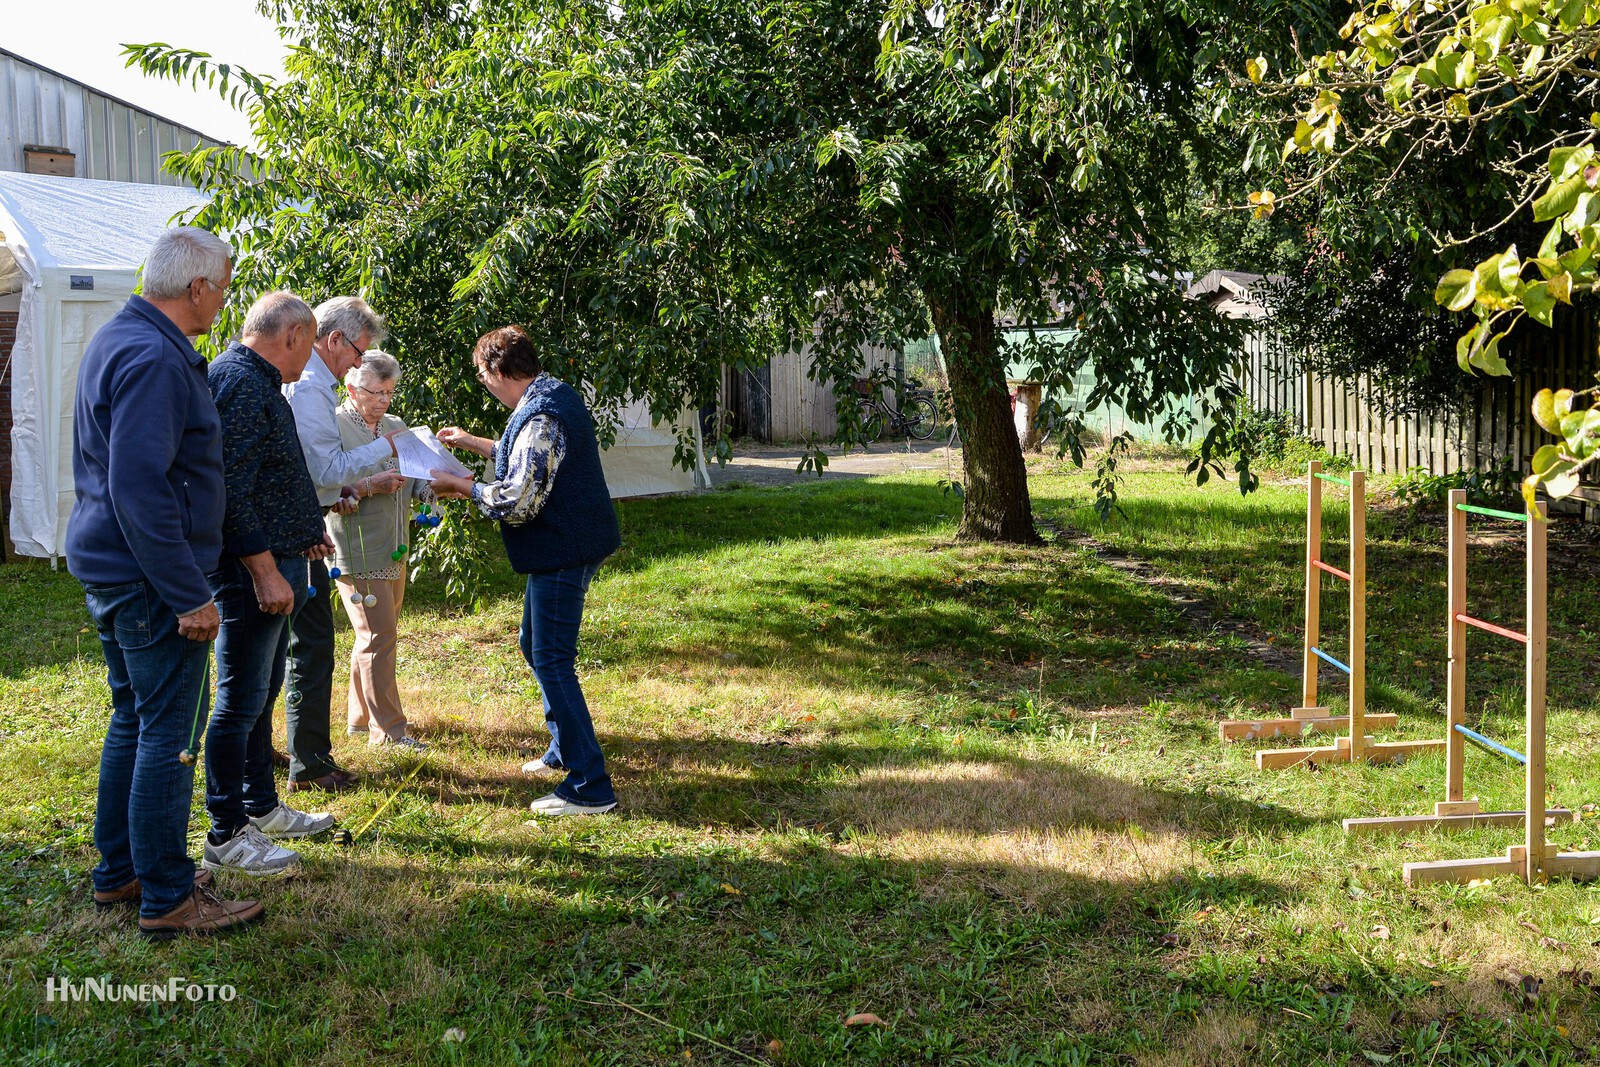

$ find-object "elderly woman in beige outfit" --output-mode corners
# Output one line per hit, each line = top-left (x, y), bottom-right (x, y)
(328, 351), (427, 750)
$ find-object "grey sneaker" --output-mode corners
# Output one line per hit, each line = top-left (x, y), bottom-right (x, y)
(248, 802), (335, 839)
(381, 736), (429, 753)
(203, 825), (301, 877)
(528, 793), (616, 817)
(346, 724), (369, 737)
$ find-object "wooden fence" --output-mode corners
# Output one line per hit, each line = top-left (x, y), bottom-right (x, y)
(721, 340), (900, 442)
(1242, 315), (1600, 492)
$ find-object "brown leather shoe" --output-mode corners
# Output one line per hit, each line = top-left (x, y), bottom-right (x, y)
(272, 748), (291, 769)
(287, 769), (358, 794)
(94, 869), (213, 911)
(137, 883), (263, 940)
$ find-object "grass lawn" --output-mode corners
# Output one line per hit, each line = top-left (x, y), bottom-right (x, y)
(5, 451), (1600, 1065)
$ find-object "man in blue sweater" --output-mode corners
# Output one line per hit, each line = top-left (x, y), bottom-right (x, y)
(67, 226), (264, 939)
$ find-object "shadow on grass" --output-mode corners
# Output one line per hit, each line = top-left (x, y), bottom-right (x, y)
(1035, 487), (1600, 706)
(363, 727), (1318, 842)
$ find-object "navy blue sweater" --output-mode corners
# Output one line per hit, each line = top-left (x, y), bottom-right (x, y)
(67, 296), (226, 615)
(496, 379), (620, 574)
(208, 343), (325, 560)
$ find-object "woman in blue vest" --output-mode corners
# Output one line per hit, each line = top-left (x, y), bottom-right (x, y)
(431, 326), (622, 816)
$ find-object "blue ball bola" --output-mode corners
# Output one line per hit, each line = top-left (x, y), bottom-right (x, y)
(329, 567), (342, 579)
(307, 585), (317, 597)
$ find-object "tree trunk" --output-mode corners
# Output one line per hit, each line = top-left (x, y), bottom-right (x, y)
(928, 295), (1039, 544)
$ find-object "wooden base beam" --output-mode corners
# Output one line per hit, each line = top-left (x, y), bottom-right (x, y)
(1405, 845), (1600, 887)
(1255, 734), (1443, 771)
(1343, 809), (1572, 836)
(1219, 713), (1398, 742)
(1291, 706), (1331, 719)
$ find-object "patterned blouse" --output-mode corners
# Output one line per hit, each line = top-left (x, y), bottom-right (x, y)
(470, 376), (568, 523)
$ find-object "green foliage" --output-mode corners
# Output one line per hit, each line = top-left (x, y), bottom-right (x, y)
(132, 0), (1310, 557)
(1209, 399), (1348, 476)
(1274, 0), (1600, 506)
(1393, 461), (1524, 513)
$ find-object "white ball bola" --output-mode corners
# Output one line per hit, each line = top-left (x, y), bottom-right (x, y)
(349, 592), (363, 604)
(363, 594), (378, 608)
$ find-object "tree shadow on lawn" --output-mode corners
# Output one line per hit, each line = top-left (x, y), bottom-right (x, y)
(578, 560), (1300, 712)
(14, 836), (1567, 1065)
(1034, 490), (1600, 705)
(377, 730), (1318, 842)
(5, 842), (1303, 1066)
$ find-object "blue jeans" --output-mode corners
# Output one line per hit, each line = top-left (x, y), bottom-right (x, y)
(205, 556), (308, 836)
(521, 563), (614, 805)
(83, 579), (209, 919)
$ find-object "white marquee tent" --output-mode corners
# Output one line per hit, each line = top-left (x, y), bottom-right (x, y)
(0, 172), (709, 561)
(0, 172), (206, 559)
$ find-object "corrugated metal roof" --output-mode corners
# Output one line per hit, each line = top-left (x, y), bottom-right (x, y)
(0, 47), (229, 187)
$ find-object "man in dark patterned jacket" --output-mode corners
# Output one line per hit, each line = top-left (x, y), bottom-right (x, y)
(203, 292), (343, 878)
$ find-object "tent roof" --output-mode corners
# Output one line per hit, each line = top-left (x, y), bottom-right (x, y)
(0, 172), (205, 275)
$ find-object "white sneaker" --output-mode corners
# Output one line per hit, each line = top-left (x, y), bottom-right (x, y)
(528, 793), (616, 817)
(203, 825), (301, 877)
(248, 802), (335, 839)
(521, 759), (563, 777)
(381, 736), (429, 752)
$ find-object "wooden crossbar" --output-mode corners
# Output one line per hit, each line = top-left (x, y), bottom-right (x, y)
(1312, 559), (1352, 581)
(1455, 613), (1527, 644)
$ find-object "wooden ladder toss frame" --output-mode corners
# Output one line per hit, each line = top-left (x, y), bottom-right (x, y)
(1218, 460), (1444, 770)
(1345, 489), (1598, 886)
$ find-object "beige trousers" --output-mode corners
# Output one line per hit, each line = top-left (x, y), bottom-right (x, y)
(335, 575), (410, 742)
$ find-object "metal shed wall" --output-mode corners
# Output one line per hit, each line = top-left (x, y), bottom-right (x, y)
(0, 49), (223, 187)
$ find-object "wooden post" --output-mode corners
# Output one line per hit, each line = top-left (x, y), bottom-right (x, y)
(1303, 460), (1323, 711)
(1349, 470), (1366, 762)
(1444, 489), (1468, 807)
(1527, 499), (1548, 883)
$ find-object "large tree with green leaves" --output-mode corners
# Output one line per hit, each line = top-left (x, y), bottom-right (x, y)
(139, 0), (1303, 563)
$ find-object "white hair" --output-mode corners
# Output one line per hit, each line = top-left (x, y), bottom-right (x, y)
(142, 227), (232, 299)
(346, 349), (402, 388)
(241, 291), (315, 339)
(313, 296), (386, 346)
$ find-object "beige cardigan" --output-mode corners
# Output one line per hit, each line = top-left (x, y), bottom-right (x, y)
(325, 404), (420, 575)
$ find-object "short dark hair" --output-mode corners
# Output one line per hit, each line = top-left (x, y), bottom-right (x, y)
(473, 325), (542, 381)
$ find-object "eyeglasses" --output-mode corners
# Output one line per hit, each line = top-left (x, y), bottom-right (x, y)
(474, 364), (492, 384)
(197, 277), (226, 293)
(341, 332), (367, 360)
(352, 384), (396, 400)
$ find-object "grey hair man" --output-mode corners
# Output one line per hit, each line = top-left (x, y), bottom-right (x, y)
(280, 295), (403, 792)
(67, 225), (265, 937)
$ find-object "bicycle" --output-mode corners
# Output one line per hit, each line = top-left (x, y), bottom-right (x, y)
(852, 377), (939, 442)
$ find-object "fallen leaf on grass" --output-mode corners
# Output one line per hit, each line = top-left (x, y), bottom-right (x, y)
(721, 883), (742, 895)
(1539, 937), (1571, 950)
(767, 1039), (783, 1055)
(441, 1028), (466, 1044)
(1371, 925), (1391, 940)
(843, 1013), (888, 1028)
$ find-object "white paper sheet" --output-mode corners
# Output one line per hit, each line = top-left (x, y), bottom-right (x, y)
(392, 426), (474, 480)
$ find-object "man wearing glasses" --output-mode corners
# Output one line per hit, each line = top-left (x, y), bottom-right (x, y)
(281, 296), (403, 792)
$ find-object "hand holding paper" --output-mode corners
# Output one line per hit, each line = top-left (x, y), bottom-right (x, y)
(392, 426), (473, 481)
